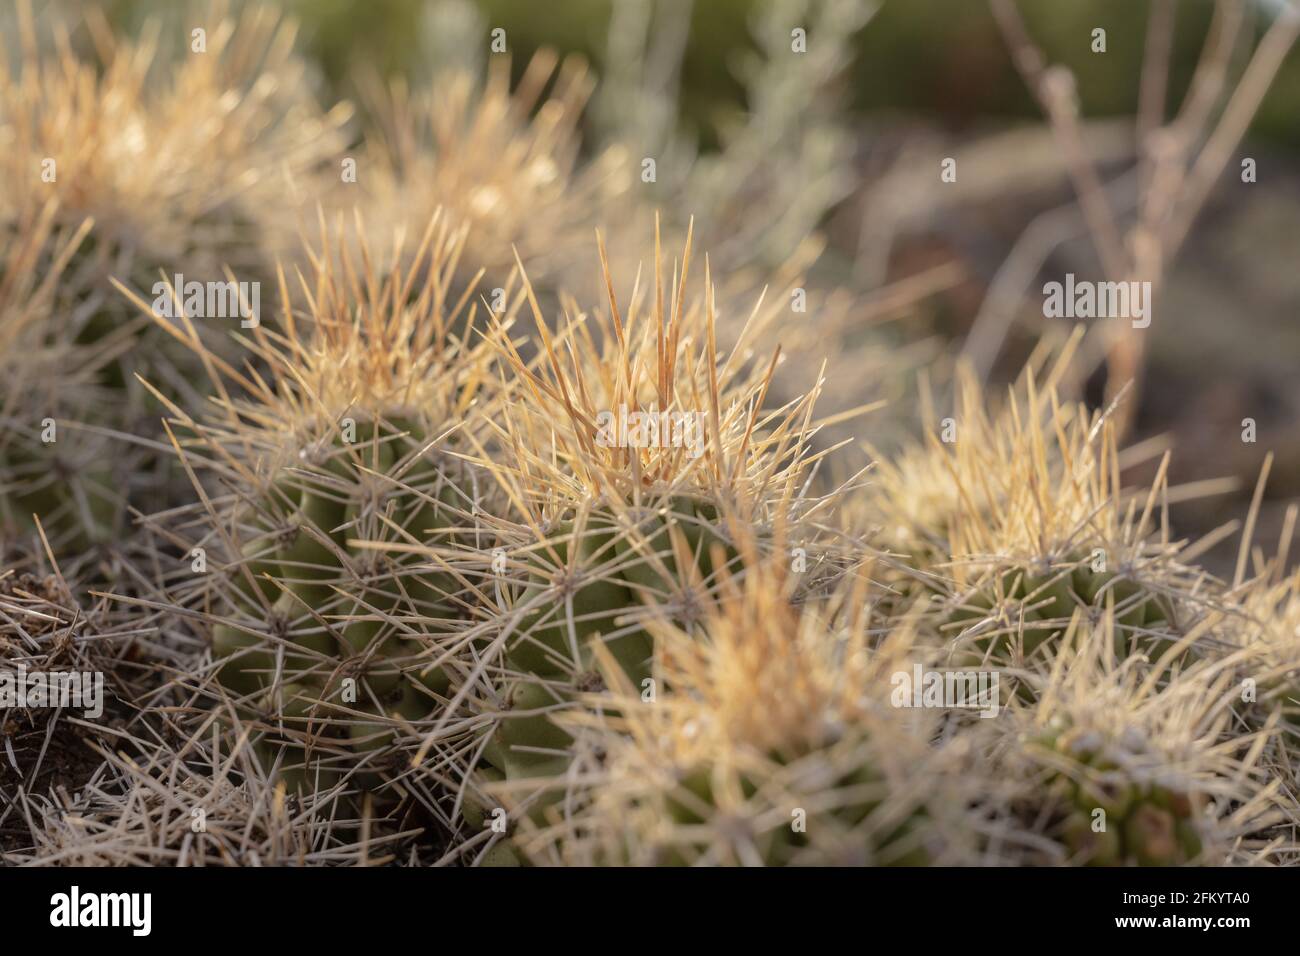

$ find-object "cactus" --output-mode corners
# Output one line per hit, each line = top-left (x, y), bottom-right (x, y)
(858, 365), (1210, 682)
(1030, 722), (1206, 866)
(988, 618), (1279, 866)
(136, 215), (506, 800)
(356, 50), (629, 294)
(1232, 569), (1300, 754)
(482, 221), (849, 649)
(453, 226), (861, 856)
(0, 2), (349, 562)
(948, 555), (1191, 676)
(0, 203), (127, 562)
(500, 549), (978, 866)
(1, 1), (349, 355)
(6, 2), (1298, 872)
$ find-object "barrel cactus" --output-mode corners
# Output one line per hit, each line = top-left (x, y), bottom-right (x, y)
(0, 203), (124, 561)
(1233, 570), (1300, 753)
(356, 50), (629, 293)
(947, 553), (1193, 677)
(455, 227), (858, 859)
(501, 550), (978, 866)
(859, 366), (1207, 680)
(1027, 720), (1206, 866)
(144, 215), (502, 798)
(485, 224), (844, 657)
(0, 2), (349, 560)
(1, 1), (349, 360)
(990, 619), (1277, 866)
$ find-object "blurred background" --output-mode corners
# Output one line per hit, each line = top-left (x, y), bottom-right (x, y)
(86, 0), (1300, 573)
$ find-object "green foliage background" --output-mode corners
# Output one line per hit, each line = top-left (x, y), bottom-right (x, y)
(90, 1), (1300, 149)
(289, 1), (1300, 147)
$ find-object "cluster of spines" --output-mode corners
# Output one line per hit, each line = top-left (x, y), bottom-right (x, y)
(0, 0), (349, 563)
(491, 546), (980, 867)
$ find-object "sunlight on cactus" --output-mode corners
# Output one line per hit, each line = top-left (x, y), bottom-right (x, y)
(980, 617), (1286, 865)
(115, 213), (510, 804)
(502, 547), (984, 866)
(353, 50), (629, 290)
(1, 0), (1295, 878)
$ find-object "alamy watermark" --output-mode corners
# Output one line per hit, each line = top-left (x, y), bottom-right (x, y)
(595, 405), (706, 459)
(0, 666), (104, 718)
(1043, 273), (1151, 329)
(152, 273), (260, 328)
(890, 664), (999, 718)
(50, 886), (151, 936)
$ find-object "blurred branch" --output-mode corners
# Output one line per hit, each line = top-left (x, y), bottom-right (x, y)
(1164, 3), (1300, 261)
(1137, 0), (1174, 198)
(989, 0), (1128, 280)
(964, 169), (1140, 384)
(985, 0), (1300, 438)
